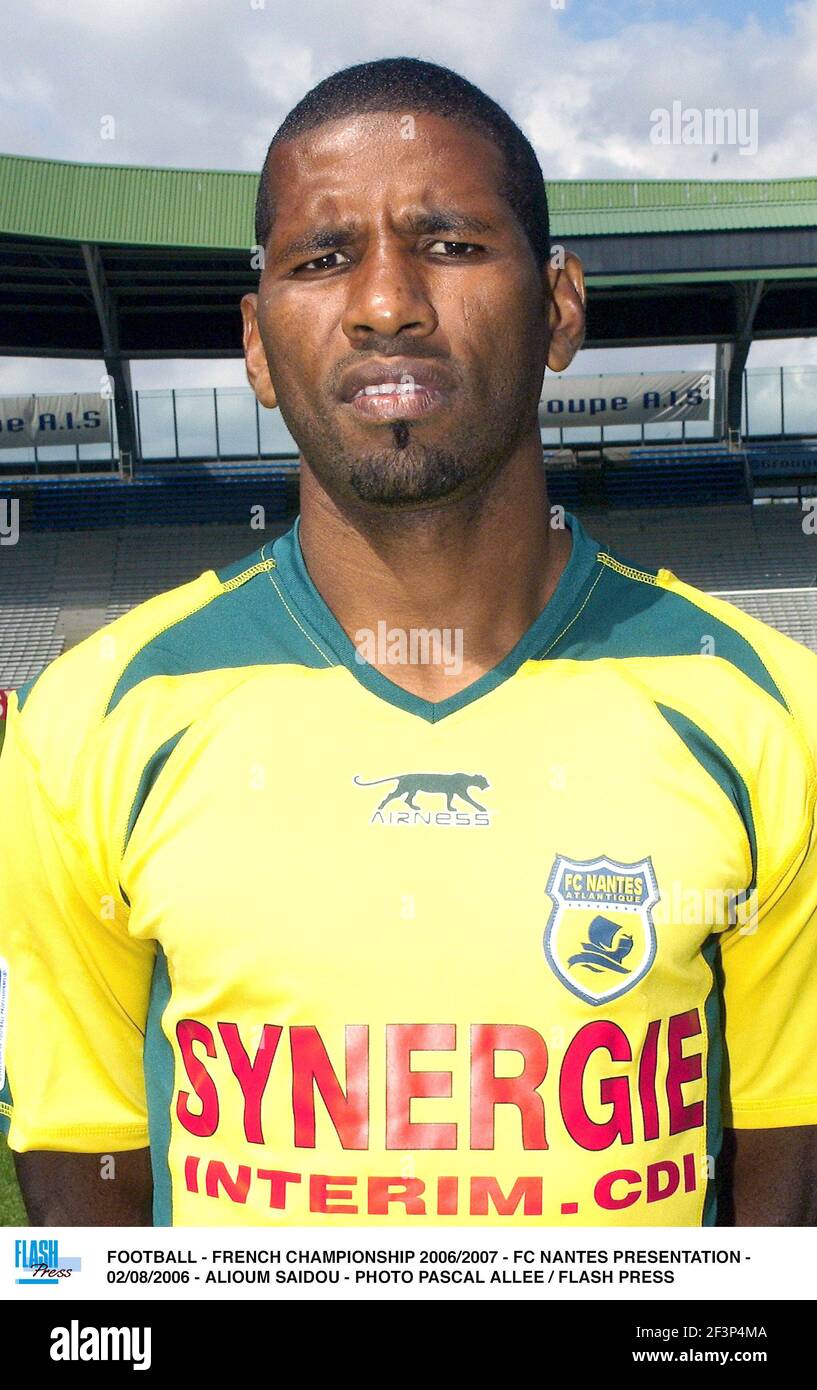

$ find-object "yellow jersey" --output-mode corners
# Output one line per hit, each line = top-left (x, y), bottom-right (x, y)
(1, 513), (817, 1226)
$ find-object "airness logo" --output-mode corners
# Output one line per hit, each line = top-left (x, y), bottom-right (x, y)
(353, 772), (491, 826)
(544, 855), (660, 1005)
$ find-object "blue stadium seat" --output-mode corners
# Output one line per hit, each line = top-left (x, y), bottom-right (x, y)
(0, 467), (291, 531)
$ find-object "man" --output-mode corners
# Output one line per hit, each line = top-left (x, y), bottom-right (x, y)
(1, 57), (816, 1228)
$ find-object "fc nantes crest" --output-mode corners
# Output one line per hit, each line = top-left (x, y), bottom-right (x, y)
(544, 855), (659, 1005)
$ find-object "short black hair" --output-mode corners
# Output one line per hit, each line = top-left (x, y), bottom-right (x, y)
(254, 56), (550, 266)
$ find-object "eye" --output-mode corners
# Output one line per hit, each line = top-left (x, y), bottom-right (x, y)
(426, 240), (482, 257)
(293, 250), (351, 274)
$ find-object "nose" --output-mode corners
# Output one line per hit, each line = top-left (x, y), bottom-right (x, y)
(340, 238), (438, 345)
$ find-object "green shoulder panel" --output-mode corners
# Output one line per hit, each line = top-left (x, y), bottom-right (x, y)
(547, 551), (788, 712)
(655, 701), (758, 892)
(106, 533), (332, 718)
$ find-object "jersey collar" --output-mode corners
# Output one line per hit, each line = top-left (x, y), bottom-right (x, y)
(270, 511), (602, 723)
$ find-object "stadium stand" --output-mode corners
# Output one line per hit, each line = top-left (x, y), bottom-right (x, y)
(546, 446), (750, 510)
(0, 464), (292, 531)
(0, 614), (63, 690)
(717, 588), (817, 651)
(0, 529), (64, 688)
(745, 441), (817, 501)
(583, 501), (817, 590)
(3, 485), (817, 692)
(0, 522), (289, 687)
(103, 521), (289, 622)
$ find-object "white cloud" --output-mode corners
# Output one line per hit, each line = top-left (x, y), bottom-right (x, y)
(0, 356), (254, 394)
(2, 0), (812, 177)
(30, 0), (169, 31)
(525, 6), (817, 179)
(573, 344), (716, 373)
(244, 40), (317, 110)
(0, 358), (106, 393)
(747, 338), (817, 368)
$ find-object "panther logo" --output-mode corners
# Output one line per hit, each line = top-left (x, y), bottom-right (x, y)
(353, 771), (490, 813)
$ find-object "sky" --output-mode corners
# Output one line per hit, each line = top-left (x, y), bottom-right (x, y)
(1, 0), (816, 395)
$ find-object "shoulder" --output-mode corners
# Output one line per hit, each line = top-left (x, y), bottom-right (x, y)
(555, 536), (817, 806)
(8, 555), (251, 807)
(560, 534), (816, 717)
(657, 569), (817, 760)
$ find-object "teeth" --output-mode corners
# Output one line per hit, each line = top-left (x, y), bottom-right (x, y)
(359, 382), (420, 397)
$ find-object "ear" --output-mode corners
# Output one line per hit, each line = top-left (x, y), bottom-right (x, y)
(240, 293), (278, 409)
(544, 251), (586, 373)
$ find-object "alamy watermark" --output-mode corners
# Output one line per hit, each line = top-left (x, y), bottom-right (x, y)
(650, 102), (758, 157)
(0, 499), (19, 545)
(655, 882), (760, 935)
(354, 622), (463, 676)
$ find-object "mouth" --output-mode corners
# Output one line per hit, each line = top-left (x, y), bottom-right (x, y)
(346, 379), (449, 422)
(338, 358), (454, 423)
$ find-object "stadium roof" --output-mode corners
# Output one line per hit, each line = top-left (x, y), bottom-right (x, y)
(0, 152), (815, 366)
(2, 152), (817, 247)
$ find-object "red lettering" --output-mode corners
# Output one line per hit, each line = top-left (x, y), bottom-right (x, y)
(367, 1177), (426, 1215)
(469, 1176), (543, 1216)
(470, 1025), (548, 1150)
(594, 1169), (640, 1211)
(257, 1169), (302, 1209)
(218, 1022), (282, 1144)
(183, 1154), (200, 1193)
(309, 1174), (358, 1214)
(646, 1160), (679, 1204)
(386, 1024), (456, 1149)
(666, 1009), (704, 1134)
(638, 1019), (661, 1141)
(292, 1025), (369, 1149)
(204, 1160), (251, 1204)
(436, 1176), (459, 1215)
(176, 1020), (219, 1138)
(683, 1150), (698, 1193)
(172, 1014), (706, 1160)
(560, 1021), (633, 1150)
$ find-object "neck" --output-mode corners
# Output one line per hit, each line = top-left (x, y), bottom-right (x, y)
(297, 435), (571, 701)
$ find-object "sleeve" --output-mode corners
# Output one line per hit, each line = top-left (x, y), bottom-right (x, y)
(719, 680), (817, 1130)
(0, 691), (155, 1152)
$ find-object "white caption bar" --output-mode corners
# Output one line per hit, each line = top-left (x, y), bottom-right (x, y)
(3, 1227), (814, 1301)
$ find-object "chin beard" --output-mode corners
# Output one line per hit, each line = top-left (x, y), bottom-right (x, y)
(342, 422), (476, 505)
(288, 393), (532, 507)
(347, 441), (477, 505)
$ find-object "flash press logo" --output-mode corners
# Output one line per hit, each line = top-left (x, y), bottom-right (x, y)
(14, 1238), (81, 1285)
(50, 1322), (152, 1372)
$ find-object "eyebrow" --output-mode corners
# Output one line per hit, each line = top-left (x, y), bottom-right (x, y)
(269, 207), (496, 269)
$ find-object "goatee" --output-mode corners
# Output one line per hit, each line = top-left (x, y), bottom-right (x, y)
(348, 437), (475, 505)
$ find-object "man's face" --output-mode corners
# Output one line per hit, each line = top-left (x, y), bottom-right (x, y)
(243, 111), (555, 508)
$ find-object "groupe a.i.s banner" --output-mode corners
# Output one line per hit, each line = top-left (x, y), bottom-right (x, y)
(0, 394), (111, 449)
(539, 372), (714, 428)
